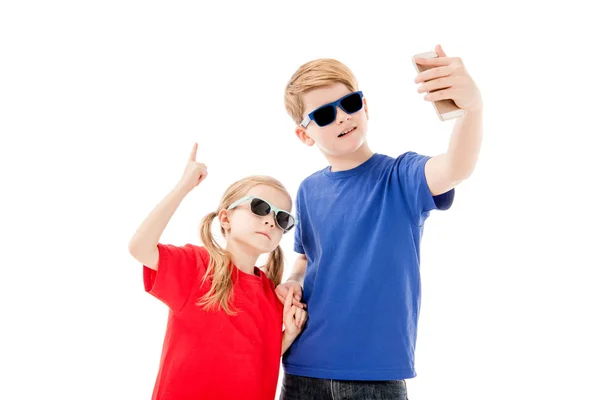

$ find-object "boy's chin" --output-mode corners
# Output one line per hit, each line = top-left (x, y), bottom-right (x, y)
(321, 139), (367, 158)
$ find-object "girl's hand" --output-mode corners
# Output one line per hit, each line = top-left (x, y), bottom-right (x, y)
(415, 44), (482, 113)
(177, 143), (208, 193)
(283, 290), (307, 339)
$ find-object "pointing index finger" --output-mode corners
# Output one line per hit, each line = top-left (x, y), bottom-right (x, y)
(189, 143), (198, 161)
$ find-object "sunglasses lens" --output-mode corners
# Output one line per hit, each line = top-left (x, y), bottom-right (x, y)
(276, 212), (294, 231)
(340, 92), (363, 114)
(250, 198), (271, 216)
(312, 105), (336, 127)
(249, 197), (294, 232)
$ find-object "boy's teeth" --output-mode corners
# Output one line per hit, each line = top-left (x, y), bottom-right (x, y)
(339, 127), (354, 137)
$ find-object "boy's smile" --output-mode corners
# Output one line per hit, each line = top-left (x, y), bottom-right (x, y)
(338, 126), (357, 138)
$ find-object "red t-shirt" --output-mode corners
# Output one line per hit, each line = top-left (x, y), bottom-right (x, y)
(143, 244), (284, 400)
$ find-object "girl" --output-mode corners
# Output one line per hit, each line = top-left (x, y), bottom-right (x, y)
(128, 143), (307, 399)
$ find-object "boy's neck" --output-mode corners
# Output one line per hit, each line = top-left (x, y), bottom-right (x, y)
(225, 240), (260, 276)
(326, 142), (374, 172)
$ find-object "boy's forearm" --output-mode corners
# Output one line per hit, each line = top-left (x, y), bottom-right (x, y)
(287, 255), (307, 286)
(128, 184), (189, 261)
(444, 108), (483, 181)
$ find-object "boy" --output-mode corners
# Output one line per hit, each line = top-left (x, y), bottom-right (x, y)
(275, 44), (483, 399)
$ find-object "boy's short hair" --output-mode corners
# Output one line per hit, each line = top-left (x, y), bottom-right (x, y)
(284, 58), (358, 125)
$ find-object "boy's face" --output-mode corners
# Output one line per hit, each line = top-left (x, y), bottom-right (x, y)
(296, 83), (369, 158)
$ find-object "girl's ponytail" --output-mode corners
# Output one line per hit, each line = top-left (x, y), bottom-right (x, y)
(197, 211), (236, 315)
(263, 245), (284, 287)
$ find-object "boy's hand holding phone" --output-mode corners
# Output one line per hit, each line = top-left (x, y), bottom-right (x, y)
(413, 44), (482, 120)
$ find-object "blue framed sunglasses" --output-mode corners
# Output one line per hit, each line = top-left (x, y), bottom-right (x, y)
(300, 91), (364, 128)
(227, 195), (296, 233)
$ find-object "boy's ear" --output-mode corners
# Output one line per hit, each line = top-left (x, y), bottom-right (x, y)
(295, 126), (315, 146)
(364, 97), (369, 120)
(218, 209), (231, 231)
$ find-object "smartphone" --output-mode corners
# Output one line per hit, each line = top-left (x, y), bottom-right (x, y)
(412, 51), (464, 121)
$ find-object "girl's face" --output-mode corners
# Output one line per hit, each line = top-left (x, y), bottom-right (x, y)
(222, 184), (292, 254)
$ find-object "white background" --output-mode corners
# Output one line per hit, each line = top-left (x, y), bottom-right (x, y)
(1, 1), (599, 399)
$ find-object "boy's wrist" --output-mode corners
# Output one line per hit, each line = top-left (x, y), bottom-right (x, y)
(463, 105), (483, 118)
(287, 276), (304, 289)
(287, 280), (304, 292)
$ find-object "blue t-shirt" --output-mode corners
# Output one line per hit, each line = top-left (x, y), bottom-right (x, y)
(282, 152), (454, 380)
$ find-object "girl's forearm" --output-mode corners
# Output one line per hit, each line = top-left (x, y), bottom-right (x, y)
(128, 184), (189, 269)
(281, 331), (296, 356)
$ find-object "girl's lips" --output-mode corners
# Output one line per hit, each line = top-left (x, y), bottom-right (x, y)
(257, 232), (271, 240)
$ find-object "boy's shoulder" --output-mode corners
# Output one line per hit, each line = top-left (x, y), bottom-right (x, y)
(298, 152), (425, 184)
(296, 151), (429, 196)
(298, 166), (329, 188)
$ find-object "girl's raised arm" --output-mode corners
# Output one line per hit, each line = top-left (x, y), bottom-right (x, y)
(128, 143), (208, 270)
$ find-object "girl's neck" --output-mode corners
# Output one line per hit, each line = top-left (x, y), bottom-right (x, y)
(225, 239), (260, 276)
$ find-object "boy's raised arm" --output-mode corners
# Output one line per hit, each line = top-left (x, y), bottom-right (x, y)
(424, 109), (483, 195)
(414, 45), (483, 196)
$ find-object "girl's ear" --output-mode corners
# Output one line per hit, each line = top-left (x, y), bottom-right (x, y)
(218, 209), (231, 231)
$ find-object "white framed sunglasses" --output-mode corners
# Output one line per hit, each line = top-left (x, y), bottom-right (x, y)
(227, 195), (296, 233)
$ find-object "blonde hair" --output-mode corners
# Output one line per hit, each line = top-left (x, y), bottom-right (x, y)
(197, 175), (289, 315)
(284, 58), (359, 125)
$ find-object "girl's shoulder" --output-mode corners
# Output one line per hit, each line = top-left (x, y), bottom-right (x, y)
(169, 243), (210, 272)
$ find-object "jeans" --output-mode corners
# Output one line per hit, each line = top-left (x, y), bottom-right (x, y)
(279, 373), (408, 400)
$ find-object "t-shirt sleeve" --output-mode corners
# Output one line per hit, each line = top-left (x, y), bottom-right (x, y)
(397, 152), (455, 225)
(143, 243), (203, 313)
(293, 189), (305, 255)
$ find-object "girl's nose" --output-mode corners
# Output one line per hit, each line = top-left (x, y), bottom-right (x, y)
(265, 221), (274, 228)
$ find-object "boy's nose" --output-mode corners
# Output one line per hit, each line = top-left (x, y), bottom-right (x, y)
(336, 106), (351, 123)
